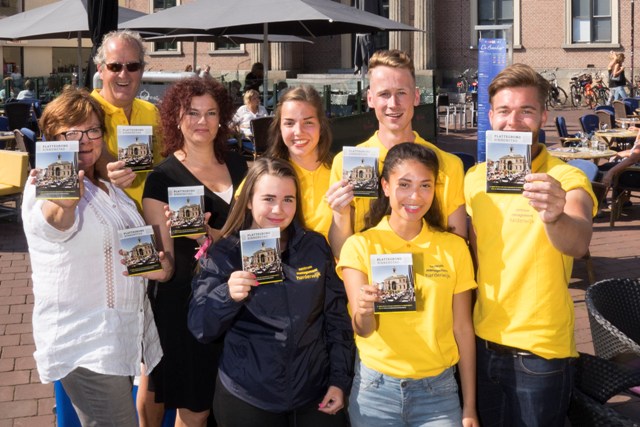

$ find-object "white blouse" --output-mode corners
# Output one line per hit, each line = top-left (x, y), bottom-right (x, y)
(232, 104), (268, 139)
(22, 178), (162, 383)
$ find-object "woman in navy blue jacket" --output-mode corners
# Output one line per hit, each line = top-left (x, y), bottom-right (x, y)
(189, 157), (354, 427)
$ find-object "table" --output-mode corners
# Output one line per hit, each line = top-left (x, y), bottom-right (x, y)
(548, 147), (617, 162)
(594, 128), (638, 149)
(615, 117), (640, 127)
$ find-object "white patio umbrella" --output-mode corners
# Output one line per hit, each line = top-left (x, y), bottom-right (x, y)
(145, 33), (312, 72)
(122, 0), (418, 103)
(0, 0), (145, 86)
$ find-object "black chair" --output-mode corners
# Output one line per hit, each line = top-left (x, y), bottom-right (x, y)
(554, 116), (579, 147)
(4, 101), (32, 131)
(586, 278), (640, 360)
(0, 116), (8, 132)
(567, 353), (640, 427)
(580, 114), (600, 134)
(248, 116), (274, 160)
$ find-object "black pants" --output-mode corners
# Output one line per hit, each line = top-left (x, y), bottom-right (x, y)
(212, 376), (348, 427)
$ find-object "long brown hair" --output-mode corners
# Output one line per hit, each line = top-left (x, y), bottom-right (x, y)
(220, 157), (304, 238)
(365, 142), (445, 232)
(265, 85), (334, 168)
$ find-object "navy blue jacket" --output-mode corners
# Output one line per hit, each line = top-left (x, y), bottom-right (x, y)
(188, 221), (355, 413)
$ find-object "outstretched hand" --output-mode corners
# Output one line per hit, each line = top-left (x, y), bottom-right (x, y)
(106, 160), (136, 189)
(522, 173), (566, 224)
(325, 180), (354, 215)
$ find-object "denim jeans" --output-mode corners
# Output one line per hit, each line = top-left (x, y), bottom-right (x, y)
(476, 337), (574, 427)
(349, 357), (462, 427)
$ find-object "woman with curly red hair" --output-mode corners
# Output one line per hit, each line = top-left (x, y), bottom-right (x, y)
(142, 76), (248, 426)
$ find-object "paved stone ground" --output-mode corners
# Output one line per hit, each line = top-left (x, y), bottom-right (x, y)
(1, 105), (638, 425)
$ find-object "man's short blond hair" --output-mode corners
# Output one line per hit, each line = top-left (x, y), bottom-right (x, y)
(368, 50), (415, 81)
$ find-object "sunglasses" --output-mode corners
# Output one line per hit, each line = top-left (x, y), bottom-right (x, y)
(104, 62), (143, 73)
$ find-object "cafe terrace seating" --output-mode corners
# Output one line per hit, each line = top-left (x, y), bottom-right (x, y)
(0, 149), (29, 223)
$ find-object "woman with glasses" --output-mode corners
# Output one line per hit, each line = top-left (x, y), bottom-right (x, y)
(21, 86), (163, 427)
(142, 77), (248, 426)
(232, 89), (268, 142)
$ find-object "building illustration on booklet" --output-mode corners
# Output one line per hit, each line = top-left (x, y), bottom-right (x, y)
(35, 141), (80, 199)
(486, 130), (532, 194)
(168, 185), (206, 238)
(117, 125), (154, 172)
(342, 146), (380, 198)
(240, 227), (283, 285)
(118, 225), (162, 276)
(371, 253), (416, 312)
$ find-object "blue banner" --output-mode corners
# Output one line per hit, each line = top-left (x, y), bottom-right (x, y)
(477, 38), (508, 162)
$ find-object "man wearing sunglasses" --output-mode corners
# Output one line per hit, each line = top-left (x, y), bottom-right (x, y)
(91, 29), (162, 212)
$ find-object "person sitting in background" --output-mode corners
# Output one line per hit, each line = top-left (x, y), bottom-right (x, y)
(22, 86), (163, 427)
(229, 80), (243, 108)
(267, 81), (289, 108)
(17, 79), (35, 100)
(199, 65), (212, 79)
(232, 89), (268, 140)
(0, 77), (16, 102)
(244, 62), (264, 92)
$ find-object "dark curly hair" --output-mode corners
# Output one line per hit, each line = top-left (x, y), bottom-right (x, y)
(365, 142), (445, 232)
(159, 77), (233, 162)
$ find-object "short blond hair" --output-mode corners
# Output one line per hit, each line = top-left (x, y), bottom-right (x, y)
(368, 50), (415, 81)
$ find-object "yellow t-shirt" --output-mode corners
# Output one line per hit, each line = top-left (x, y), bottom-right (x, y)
(337, 216), (477, 379)
(464, 144), (598, 359)
(91, 89), (162, 211)
(330, 131), (465, 233)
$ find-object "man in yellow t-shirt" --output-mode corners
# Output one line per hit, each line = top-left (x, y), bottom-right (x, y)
(464, 64), (596, 426)
(91, 30), (162, 213)
(325, 50), (466, 258)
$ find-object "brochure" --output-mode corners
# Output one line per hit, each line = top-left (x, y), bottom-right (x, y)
(342, 146), (379, 198)
(168, 185), (206, 238)
(371, 253), (416, 312)
(240, 227), (283, 285)
(117, 125), (153, 172)
(35, 141), (80, 199)
(485, 130), (532, 194)
(118, 225), (162, 276)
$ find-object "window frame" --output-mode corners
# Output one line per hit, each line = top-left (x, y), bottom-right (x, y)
(564, 0), (619, 48)
(470, 0), (521, 49)
(149, 0), (182, 56)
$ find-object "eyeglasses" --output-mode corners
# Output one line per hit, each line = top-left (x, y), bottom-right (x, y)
(57, 127), (103, 141)
(104, 62), (143, 73)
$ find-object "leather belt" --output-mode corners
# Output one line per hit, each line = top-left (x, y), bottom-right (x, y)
(483, 339), (534, 357)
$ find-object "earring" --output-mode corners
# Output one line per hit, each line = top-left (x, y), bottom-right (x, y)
(177, 124), (181, 130)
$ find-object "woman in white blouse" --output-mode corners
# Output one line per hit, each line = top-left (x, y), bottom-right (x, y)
(232, 89), (268, 140)
(21, 86), (163, 427)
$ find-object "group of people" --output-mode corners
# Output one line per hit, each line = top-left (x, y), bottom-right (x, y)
(22, 27), (630, 427)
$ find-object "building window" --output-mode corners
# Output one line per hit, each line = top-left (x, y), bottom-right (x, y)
(151, 0), (179, 54)
(565, 0), (618, 46)
(470, 0), (521, 48)
(211, 38), (242, 53)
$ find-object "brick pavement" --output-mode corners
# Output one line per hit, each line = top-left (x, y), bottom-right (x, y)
(1, 105), (638, 425)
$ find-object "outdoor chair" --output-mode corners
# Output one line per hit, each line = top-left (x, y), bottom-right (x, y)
(248, 116), (273, 160)
(595, 104), (616, 116)
(609, 166), (640, 227)
(0, 149), (29, 223)
(554, 116), (579, 147)
(4, 101), (32, 132)
(586, 278), (640, 361)
(13, 128), (36, 168)
(0, 116), (8, 131)
(580, 114), (600, 134)
(567, 352), (640, 426)
(436, 94), (458, 135)
(613, 101), (630, 120)
(595, 110), (614, 130)
(622, 99), (639, 117)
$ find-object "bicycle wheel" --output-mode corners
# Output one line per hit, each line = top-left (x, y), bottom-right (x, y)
(570, 86), (580, 107)
(554, 87), (568, 107)
(596, 88), (609, 106)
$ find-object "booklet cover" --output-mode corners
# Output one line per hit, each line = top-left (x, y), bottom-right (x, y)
(35, 141), (80, 200)
(342, 146), (380, 198)
(118, 225), (162, 276)
(485, 130), (532, 194)
(371, 253), (416, 313)
(168, 185), (206, 238)
(117, 125), (153, 172)
(240, 227), (283, 285)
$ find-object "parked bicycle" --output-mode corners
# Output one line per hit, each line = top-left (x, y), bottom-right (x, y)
(591, 71), (610, 106)
(569, 73), (598, 109)
(541, 69), (567, 109)
(456, 68), (478, 95)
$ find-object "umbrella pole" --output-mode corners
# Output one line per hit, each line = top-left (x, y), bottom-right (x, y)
(77, 32), (84, 88)
(263, 22), (269, 107)
(193, 36), (198, 72)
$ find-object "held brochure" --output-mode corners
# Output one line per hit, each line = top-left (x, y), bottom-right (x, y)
(240, 227), (283, 285)
(117, 125), (153, 172)
(168, 185), (206, 238)
(485, 130), (532, 194)
(118, 225), (162, 276)
(35, 141), (80, 200)
(371, 253), (416, 313)
(342, 146), (379, 198)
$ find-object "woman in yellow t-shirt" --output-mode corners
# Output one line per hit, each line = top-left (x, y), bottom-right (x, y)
(264, 85), (334, 239)
(337, 143), (479, 427)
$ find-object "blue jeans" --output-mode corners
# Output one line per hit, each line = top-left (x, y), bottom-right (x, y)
(609, 85), (627, 103)
(476, 337), (574, 427)
(349, 357), (462, 427)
